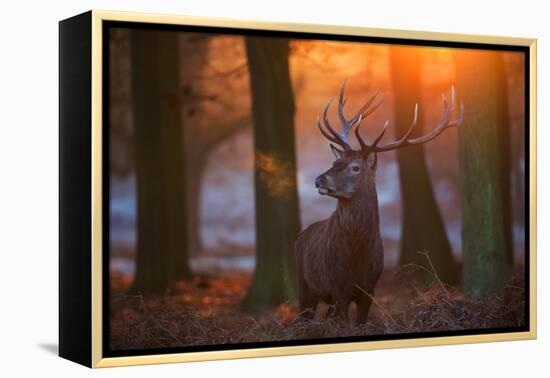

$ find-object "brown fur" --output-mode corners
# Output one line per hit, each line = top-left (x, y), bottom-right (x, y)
(294, 152), (384, 324)
(295, 82), (461, 324)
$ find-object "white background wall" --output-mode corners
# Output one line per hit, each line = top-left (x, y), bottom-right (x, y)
(0, 0), (546, 376)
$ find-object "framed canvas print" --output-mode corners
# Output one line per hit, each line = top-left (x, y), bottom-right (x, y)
(59, 10), (537, 368)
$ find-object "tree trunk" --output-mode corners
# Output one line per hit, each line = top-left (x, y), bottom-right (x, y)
(180, 35), (210, 256)
(130, 30), (192, 294)
(390, 47), (460, 285)
(495, 56), (514, 265)
(109, 28), (134, 177)
(241, 37), (301, 312)
(505, 55), (525, 241)
(456, 50), (513, 298)
(186, 153), (206, 255)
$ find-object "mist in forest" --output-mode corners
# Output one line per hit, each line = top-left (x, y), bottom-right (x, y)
(109, 30), (525, 274)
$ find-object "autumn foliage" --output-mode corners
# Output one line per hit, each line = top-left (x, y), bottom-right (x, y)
(109, 267), (525, 350)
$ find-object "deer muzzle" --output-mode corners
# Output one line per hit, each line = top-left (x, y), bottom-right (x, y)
(315, 175), (334, 195)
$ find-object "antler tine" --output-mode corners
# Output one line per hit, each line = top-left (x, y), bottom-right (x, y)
(337, 79), (349, 126)
(403, 103), (419, 141)
(405, 94), (451, 144)
(370, 120), (390, 149)
(449, 101), (464, 126)
(354, 112), (391, 154)
(369, 103), (418, 151)
(320, 98), (351, 150)
(447, 86), (464, 126)
(374, 86), (462, 153)
(337, 80), (356, 143)
(338, 80), (383, 143)
(450, 85), (455, 112)
(317, 116), (341, 145)
(360, 94), (384, 119)
(354, 114), (367, 150)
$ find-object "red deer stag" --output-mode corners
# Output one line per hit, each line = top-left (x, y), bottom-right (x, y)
(294, 81), (463, 324)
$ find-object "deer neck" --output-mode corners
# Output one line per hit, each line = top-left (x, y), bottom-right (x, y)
(335, 175), (380, 235)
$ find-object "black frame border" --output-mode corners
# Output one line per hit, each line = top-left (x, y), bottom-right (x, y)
(59, 11), (93, 367)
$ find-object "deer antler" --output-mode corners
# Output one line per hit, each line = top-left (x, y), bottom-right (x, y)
(317, 98), (350, 150)
(317, 80), (383, 151)
(356, 86), (463, 154)
(337, 80), (383, 143)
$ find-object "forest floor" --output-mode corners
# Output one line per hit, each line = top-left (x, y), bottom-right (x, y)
(109, 267), (526, 351)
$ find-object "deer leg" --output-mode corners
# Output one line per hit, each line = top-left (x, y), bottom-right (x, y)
(298, 283), (318, 319)
(356, 292), (374, 325)
(299, 295), (317, 320)
(332, 299), (349, 323)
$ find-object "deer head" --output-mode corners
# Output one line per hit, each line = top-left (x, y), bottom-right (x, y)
(315, 81), (463, 200)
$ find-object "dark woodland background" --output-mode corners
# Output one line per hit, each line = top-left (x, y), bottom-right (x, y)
(108, 27), (526, 350)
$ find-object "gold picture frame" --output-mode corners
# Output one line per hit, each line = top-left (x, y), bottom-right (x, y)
(59, 9), (537, 368)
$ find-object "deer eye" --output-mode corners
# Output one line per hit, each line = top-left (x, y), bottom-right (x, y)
(351, 165), (360, 173)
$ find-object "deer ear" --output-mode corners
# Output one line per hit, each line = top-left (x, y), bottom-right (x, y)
(330, 144), (344, 159)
